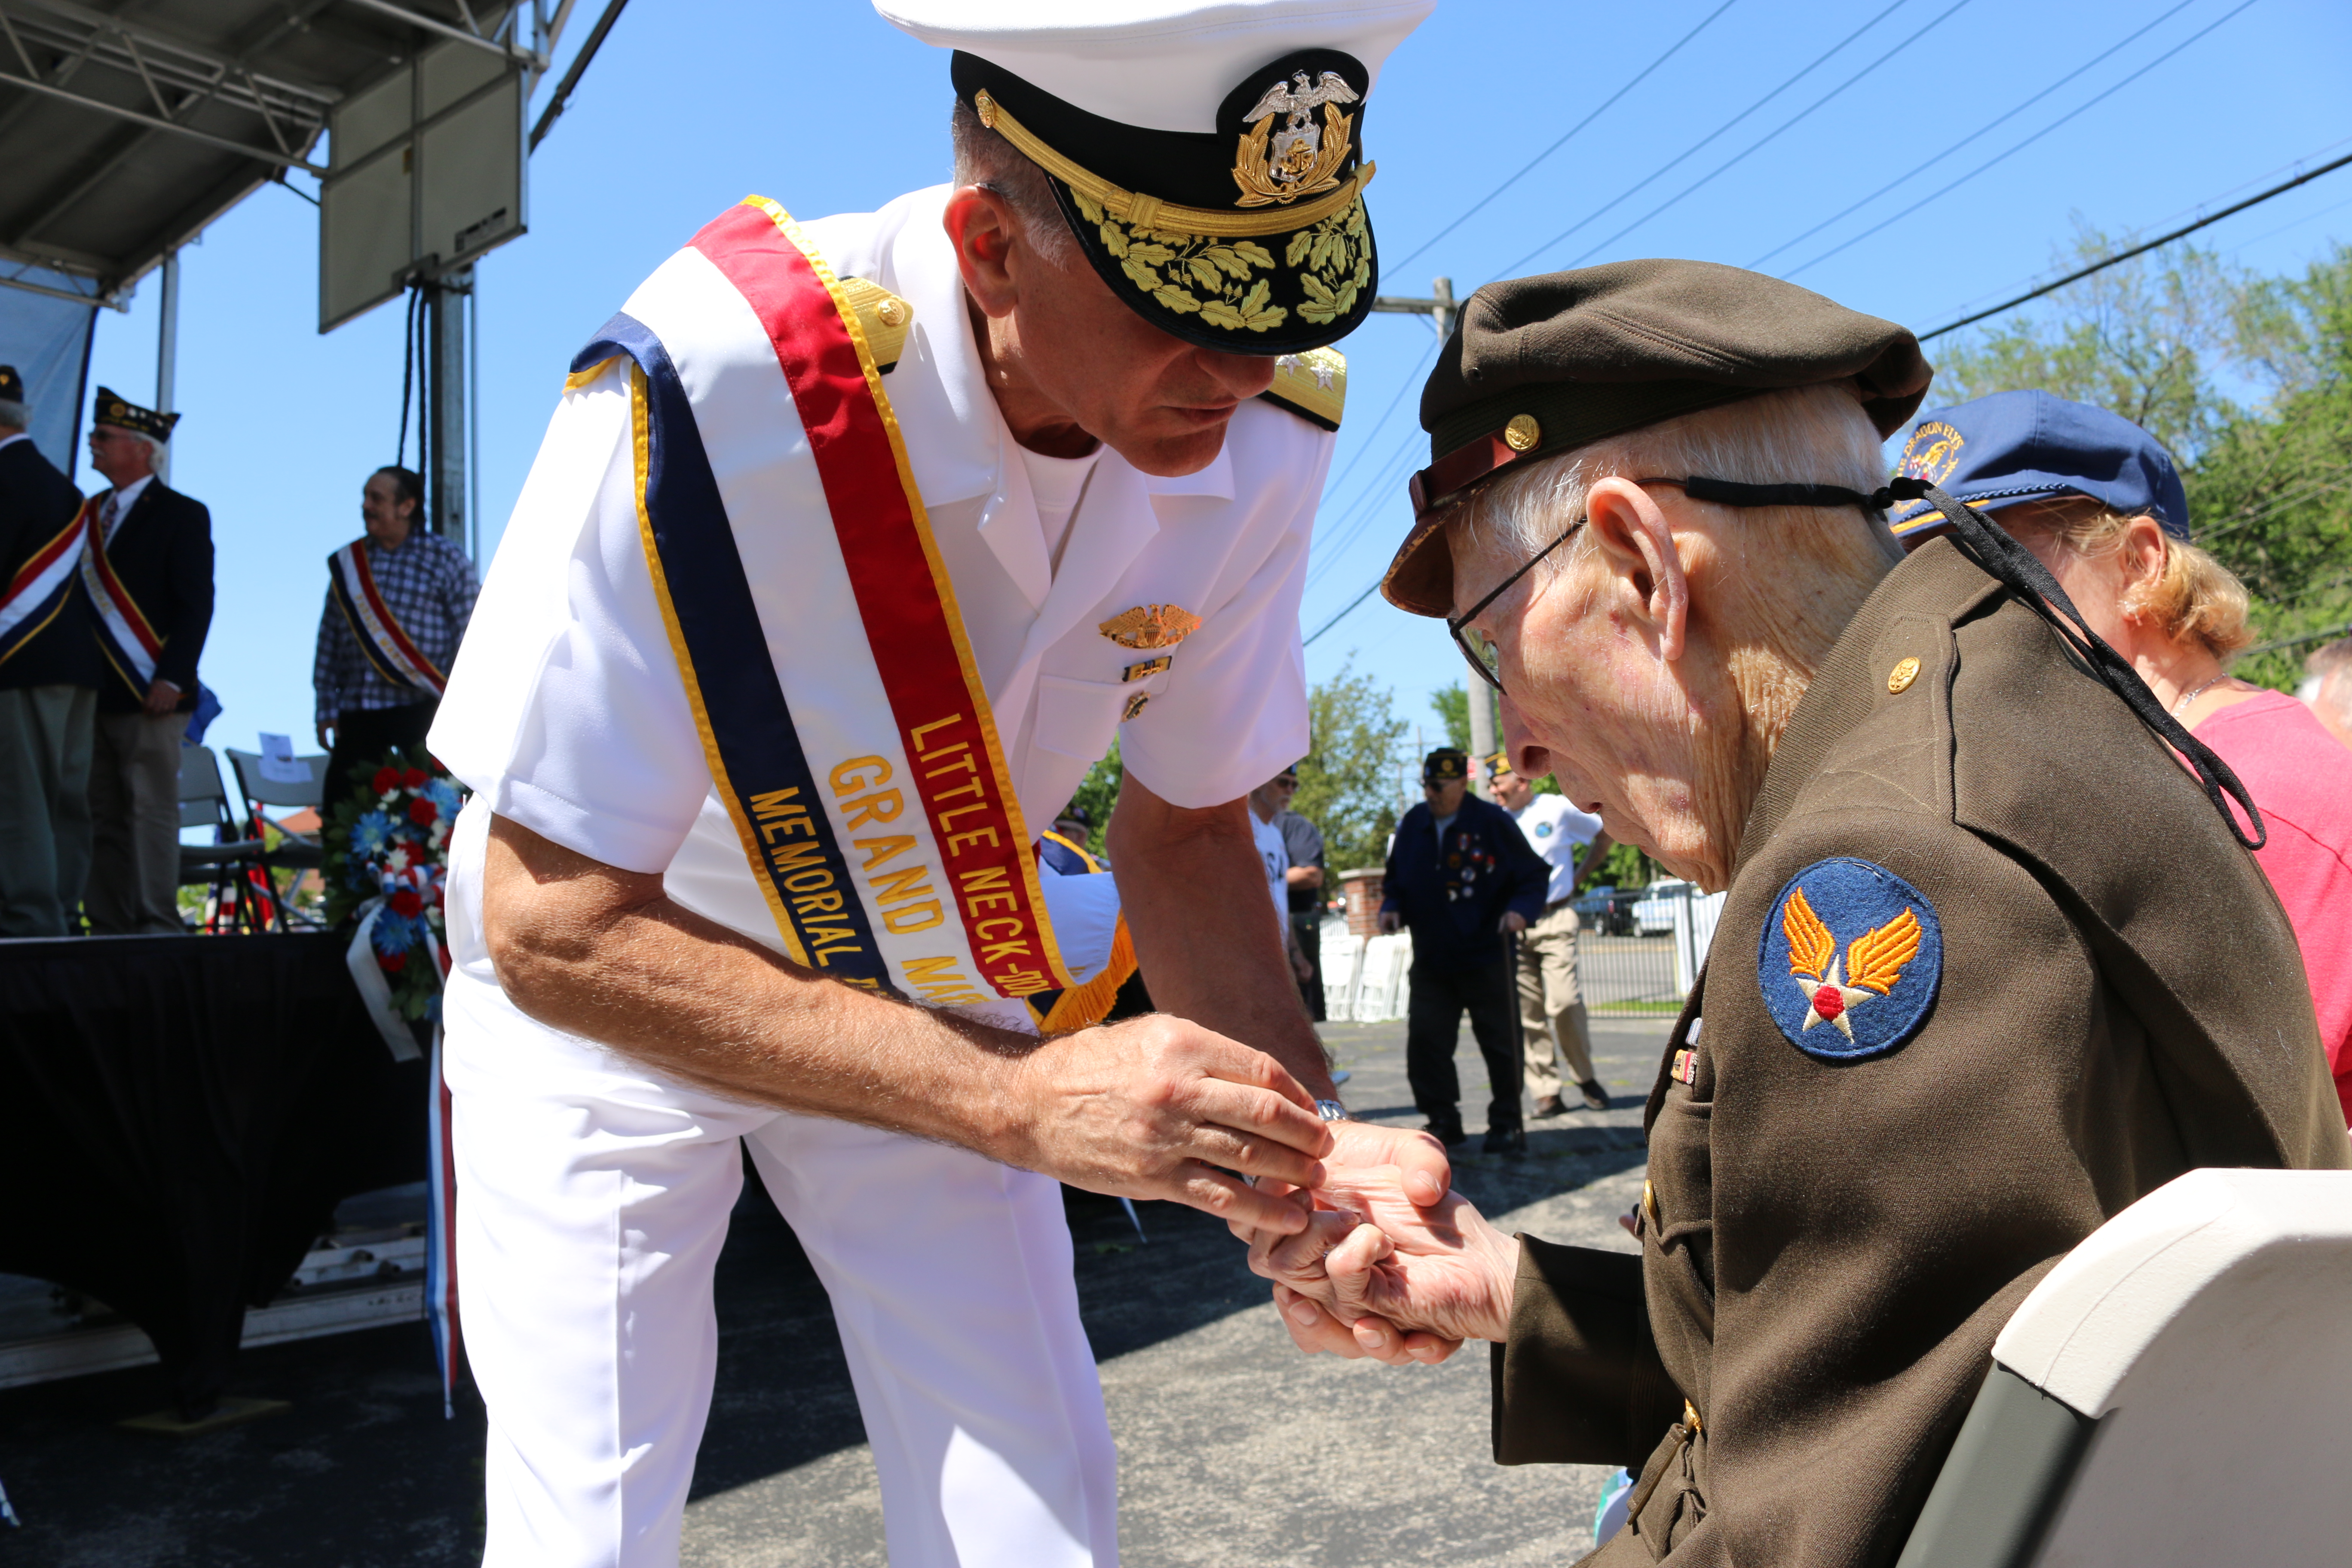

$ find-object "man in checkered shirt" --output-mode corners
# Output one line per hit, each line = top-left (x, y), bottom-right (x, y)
(312, 464), (478, 800)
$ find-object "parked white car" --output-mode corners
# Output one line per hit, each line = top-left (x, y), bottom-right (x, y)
(1631, 879), (1693, 936)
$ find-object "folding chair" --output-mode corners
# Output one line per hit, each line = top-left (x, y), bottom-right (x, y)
(224, 748), (331, 930)
(1895, 1166), (2352, 1567)
(175, 746), (271, 934)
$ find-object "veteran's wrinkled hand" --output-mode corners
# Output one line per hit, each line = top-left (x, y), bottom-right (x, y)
(1252, 1166), (1521, 1358)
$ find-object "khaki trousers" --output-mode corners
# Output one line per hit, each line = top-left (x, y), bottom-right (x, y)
(1517, 900), (1596, 1097)
(88, 709), (186, 934)
(0, 684), (95, 936)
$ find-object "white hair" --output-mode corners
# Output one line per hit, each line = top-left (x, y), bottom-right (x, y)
(1452, 381), (1895, 596)
(949, 97), (1081, 270)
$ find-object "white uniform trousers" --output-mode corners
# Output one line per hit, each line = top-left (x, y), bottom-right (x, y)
(443, 964), (1119, 1568)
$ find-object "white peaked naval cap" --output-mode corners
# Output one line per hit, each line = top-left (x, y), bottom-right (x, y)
(873, 0), (1434, 359)
(875, 1), (1435, 135)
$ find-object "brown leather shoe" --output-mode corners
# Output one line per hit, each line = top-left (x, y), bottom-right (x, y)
(1532, 1094), (1567, 1119)
(1579, 1080), (1611, 1112)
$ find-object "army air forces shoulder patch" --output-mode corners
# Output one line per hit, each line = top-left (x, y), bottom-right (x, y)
(1758, 858), (1943, 1061)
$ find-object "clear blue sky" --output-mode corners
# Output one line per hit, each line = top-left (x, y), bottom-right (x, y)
(76, 0), (2352, 762)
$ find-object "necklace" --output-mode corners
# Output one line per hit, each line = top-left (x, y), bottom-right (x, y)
(2171, 677), (2227, 718)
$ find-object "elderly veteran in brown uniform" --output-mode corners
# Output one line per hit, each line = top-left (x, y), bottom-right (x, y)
(1243, 262), (2352, 1567)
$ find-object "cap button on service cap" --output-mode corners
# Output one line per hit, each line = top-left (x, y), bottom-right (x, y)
(1503, 413), (1541, 452)
(1887, 657), (1921, 694)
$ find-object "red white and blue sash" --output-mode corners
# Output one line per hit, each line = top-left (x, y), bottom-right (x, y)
(570, 196), (1132, 1033)
(0, 504), (87, 667)
(79, 501), (165, 694)
(330, 541), (447, 697)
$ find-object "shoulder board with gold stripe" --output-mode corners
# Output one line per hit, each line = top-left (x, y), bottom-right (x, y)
(1257, 347), (1345, 432)
(835, 276), (914, 374)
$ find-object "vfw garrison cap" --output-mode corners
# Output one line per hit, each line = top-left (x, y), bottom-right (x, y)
(1422, 747), (1467, 782)
(92, 385), (179, 443)
(875, 0), (1432, 357)
(1890, 389), (2190, 545)
(1382, 260), (1931, 617)
(0, 365), (23, 403)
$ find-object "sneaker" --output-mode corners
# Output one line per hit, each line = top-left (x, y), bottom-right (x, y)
(1532, 1093), (1567, 1119)
(1579, 1080), (1611, 1112)
(1483, 1126), (1527, 1157)
(1423, 1118), (1467, 1148)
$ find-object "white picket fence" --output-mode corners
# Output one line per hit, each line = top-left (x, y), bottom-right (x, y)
(1319, 885), (1730, 1023)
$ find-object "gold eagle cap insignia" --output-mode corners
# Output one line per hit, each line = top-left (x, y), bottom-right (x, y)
(1098, 604), (1203, 650)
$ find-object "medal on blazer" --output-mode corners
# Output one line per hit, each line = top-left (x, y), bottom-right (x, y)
(1759, 857), (1943, 1060)
(569, 196), (1135, 1035)
(0, 503), (89, 668)
(78, 499), (168, 695)
(329, 541), (448, 697)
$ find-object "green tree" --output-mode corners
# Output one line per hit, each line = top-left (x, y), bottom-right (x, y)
(1429, 680), (1470, 751)
(1295, 660), (1408, 873)
(1932, 224), (2247, 460)
(1932, 236), (2352, 691)
(1067, 738), (1121, 860)
(2189, 245), (2352, 691)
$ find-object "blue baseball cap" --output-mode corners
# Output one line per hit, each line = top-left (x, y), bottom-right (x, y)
(1887, 389), (2189, 545)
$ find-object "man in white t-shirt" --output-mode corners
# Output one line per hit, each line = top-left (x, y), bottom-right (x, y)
(426, 5), (1439, 1565)
(1250, 772), (1314, 989)
(1493, 758), (1614, 1115)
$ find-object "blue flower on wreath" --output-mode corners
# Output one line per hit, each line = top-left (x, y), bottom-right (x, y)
(370, 909), (416, 955)
(424, 778), (461, 816)
(353, 810), (393, 855)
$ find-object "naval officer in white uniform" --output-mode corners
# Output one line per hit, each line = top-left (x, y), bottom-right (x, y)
(429, 3), (1439, 1564)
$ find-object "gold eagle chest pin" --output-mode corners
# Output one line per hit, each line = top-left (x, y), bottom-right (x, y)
(1099, 605), (1201, 721)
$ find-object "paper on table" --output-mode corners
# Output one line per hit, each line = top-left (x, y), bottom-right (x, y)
(257, 732), (311, 784)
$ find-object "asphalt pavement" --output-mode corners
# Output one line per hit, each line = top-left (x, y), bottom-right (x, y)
(0, 1012), (1670, 1567)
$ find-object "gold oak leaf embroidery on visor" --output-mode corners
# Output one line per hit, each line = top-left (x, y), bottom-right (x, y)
(1072, 189), (1287, 334)
(1099, 604), (1203, 650)
(1782, 887), (1923, 1040)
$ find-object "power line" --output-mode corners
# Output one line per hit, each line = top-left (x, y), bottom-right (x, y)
(1784, 0), (2257, 280)
(1746, 0), (2194, 271)
(1302, 435), (1427, 593)
(1557, 0), (1977, 273)
(1381, 0), (1739, 276)
(1488, 0), (1921, 281)
(1303, 574), (1389, 646)
(1916, 147), (2352, 341)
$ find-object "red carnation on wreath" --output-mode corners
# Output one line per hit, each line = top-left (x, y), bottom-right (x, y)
(373, 765), (401, 794)
(409, 797), (438, 826)
(390, 888), (424, 917)
(402, 767), (429, 789)
(380, 950), (407, 973)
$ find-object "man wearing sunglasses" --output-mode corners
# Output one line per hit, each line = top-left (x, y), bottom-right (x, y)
(1245, 261), (2349, 1564)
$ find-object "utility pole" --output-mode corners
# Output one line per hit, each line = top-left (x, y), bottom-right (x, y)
(1467, 683), (1498, 797)
(423, 265), (472, 543)
(1370, 275), (1456, 340)
(153, 250), (179, 484)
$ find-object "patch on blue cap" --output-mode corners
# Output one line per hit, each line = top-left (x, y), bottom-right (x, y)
(1887, 389), (2187, 544)
(1757, 857), (1942, 1061)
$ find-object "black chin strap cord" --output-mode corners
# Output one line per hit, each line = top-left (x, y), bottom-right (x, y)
(1676, 474), (2266, 850)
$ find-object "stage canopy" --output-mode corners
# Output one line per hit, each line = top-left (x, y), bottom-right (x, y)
(0, 0), (533, 459)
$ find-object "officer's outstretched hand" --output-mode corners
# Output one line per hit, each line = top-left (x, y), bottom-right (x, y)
(1007, 1014), (1334, 1236)
(1248, 1166), (1518, 1363)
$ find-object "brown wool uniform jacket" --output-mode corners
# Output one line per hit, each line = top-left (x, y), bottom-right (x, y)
(1491, 538), (2352, 1567)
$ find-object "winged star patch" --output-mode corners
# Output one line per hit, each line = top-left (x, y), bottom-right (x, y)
(1758, 858), (1943, 1060)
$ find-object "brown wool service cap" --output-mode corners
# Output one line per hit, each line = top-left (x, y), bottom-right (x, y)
(1381, 260), (1932, 618)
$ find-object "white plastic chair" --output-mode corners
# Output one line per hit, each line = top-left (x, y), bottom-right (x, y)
(1895, 1166), (2352, 1567)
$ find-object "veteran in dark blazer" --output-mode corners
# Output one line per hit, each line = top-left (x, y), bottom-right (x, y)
(0, 366), (96, 934)
(1244, 265), (2352, 1567)
(83, 388), (212, 935)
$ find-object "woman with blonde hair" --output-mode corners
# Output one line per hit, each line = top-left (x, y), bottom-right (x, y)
(1890, 390), (2352, 1123)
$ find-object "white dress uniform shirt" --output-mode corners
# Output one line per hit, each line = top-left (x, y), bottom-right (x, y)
(1510, 791), (1604, 906)
(426, 184), (1334, 1568)
(435, 185), (1326, 953)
